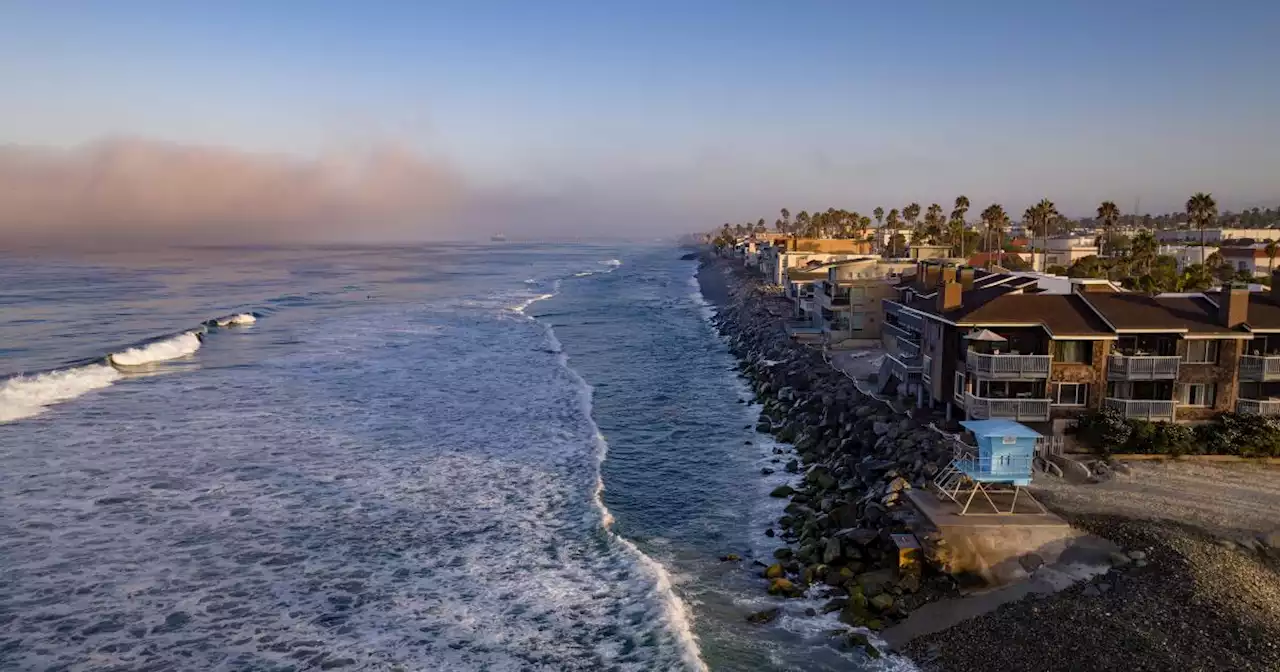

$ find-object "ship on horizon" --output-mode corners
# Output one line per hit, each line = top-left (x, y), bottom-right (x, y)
(490, 233), (507, 242)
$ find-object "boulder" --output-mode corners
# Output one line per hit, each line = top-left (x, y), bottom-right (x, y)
(869, 594), (894, 611)
(855, 569), (897, 597)
(769, 485), (796, 498)
(773, 548), (794, 561)
(719, 554), (742, 562)
(746, 608), (780, 624)
(784, 459), (800, 473)
(767, 577), (802, 597)
(887, 476), (911, 493)
(764, 563), (785, 579)
(822, 537), (843, 565)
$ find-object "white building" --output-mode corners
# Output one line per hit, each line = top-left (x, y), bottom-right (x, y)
(1155, 228), (1280, 244)
(1157, 244), (1219, 270)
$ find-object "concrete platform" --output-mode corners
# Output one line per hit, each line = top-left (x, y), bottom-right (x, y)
(906, 488), (1113, 586)
(884, 488), (1120, 648)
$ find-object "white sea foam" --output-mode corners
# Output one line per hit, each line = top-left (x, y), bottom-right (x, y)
(0, 364), (121, 423)
(109, 331), (202, 367)
(517, 289), (708, 671)
(215, 313), (256, 326)
(511, 292), (555, 314)
(574, 271), (596, 277)
(603, 259), (622, 267)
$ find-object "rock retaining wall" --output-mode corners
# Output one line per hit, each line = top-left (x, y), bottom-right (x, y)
(703, 255), (963, 634)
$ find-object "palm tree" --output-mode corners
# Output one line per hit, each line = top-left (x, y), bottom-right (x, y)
(949, 196), (971, 257)
(1267, 240), (1279, 277)
(873, 207), (884, 229)
(859, 216), (872, 247)
(1130, 230), (1158, 277)
(1186, 192), (1217, 265)
(886, 209), (901, 254)
(1097, 201), (1120, 258)
(1024, 199), (1059, 270)
(923, 203), (944, 244)
(980, 204), (1009, 265)
(780, 208), (791, 235)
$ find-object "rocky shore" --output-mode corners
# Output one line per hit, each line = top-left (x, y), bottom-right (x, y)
(697, 255), (964, 655)
(699, 252), (1280, 670)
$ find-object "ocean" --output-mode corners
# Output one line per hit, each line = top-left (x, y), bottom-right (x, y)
(0, 244), (899, 671)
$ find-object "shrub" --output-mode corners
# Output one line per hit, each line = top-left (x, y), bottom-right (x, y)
(1076, 408), (1131, 455)
(1079, 409), (1280, 458)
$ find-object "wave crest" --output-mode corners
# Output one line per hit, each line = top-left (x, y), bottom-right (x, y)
(214, 313), (257, 327)
(109, 331), (203, 367)
(0, 365), (121, 423)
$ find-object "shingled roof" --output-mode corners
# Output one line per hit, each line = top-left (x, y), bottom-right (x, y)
(1079, 293), (1247, 335)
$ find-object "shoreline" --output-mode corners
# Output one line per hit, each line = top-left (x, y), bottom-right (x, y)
(695, 252), (1280, 671)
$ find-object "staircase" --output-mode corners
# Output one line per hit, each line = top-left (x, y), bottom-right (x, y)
(932, 457), (970, 502)
(875, 357), (897, 395)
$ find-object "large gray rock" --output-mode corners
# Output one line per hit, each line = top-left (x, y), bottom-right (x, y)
(822, 537), (843, 564)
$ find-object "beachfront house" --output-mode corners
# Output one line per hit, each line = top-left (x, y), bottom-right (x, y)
(814, 259), (912, 348)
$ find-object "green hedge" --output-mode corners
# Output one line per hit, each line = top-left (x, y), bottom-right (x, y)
(1076, 408), (1280, 457)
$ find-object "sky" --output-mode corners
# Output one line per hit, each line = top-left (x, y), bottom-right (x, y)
(2, 1), (1279, 243)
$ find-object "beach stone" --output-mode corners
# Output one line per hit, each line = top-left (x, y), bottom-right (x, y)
(1108, 552), (1132, 568)
(1019, 553), (1045, 572)
(1127, 550), (1147, 561)
(746, 608), (780, 624)
(887, 476), (910, 493)
(760, 467), (774, 475)
(769, 485), (796, 498)
(756, 422), (772, 433)
(856, 569), (897, 597)
(720, 554), (741, 562)
(765, 528), (775, 537)
(773, 548), (793, 561)
(784, 459), (800, 473)
(823, 537), (843, 564)
(869, 594), (894, 611)
(765, 563), (785, 579)
(767, 577), (800, 597)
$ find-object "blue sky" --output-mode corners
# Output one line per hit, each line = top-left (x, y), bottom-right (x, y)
(2, 1), (1279, 236)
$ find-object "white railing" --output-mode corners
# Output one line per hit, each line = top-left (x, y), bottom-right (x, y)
(1105, 397), (1176, 420)
(966, 352), (1051, 379)
(1239, 355), (1280, 382)
(965, 392), (1051, 421)
(1236, 398), (1280, 416)
(1107, 354), (1181, 380)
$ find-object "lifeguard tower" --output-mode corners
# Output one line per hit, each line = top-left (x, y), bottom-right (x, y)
(932, 419), (1046, 515)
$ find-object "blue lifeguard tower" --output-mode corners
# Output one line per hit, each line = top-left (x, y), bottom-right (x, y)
(932, 419), (1046, 515)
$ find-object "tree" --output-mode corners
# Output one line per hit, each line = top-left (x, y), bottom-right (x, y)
(1097, 201), (1120, 258)
(948, 196), (970, 257)
(873, 207), (884, 229)
(886, 209), (902, 255)
(1024, 199), (1059, 270)
(1130, 230), (1158, 276)
(980, 204), (1010, 262)
(780, 208), (791, 234)
(755, 218), (766, 234)
(923, 203), (944, 244)
(796, 211), (811, 237)
(1186, 192), (1217, 265)
(888, 233), (907, 254)
(1047, 265), (1069, 276)
(902, 203), (921, 239)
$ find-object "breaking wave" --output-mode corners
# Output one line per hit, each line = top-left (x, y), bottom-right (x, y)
(109, 331), (203, 367)
(1, 311), (260, 423)
(603, 259), (622, 267)
(0, 364), (121, 423)
(212, 312), (257, 327)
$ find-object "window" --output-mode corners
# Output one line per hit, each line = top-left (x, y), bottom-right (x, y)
(1183, 340), (1219, 364)
(1180, 383), (1216, 407)
(850, 286), (866, 299)
(1054, 340), (1092, 364)
(851, 313), (866, 330)
(954, 371), (967, 403)
(1054, 383), (1089, 406)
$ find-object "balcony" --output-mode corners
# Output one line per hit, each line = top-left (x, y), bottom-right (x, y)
(1236, 398), (1280, 416)
(884, 301), (923, 332)
(922, 354), (933, 382)
(1239, 355), (1280, 382)
(964, 392), (1051, 422)
(1105, 397), (1176, 421)
(1107, 354), (1180, 381)
(966, 352), (1051, 379)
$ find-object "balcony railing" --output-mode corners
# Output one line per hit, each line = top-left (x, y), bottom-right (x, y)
(966, 352), (1051, 379)
(1107, 354), (1180, 381)
(1236, 398), (1280, 416)
(1239, 355), (1280, 382)
(884, 301), (923, 331)
(964, 392), (1051, 421)
(1105, 397), (1176, 421)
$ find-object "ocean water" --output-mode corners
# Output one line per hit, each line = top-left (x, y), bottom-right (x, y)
(0, 244), (901, 671)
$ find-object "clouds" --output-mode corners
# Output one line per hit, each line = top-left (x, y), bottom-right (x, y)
(0, 138), (466, 246)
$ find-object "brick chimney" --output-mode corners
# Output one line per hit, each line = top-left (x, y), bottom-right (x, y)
(1220, 285), (1250, 328)
(939, 265), (957, 287)
(923, 263), (940, 289)
(937, 281), (963, 312)
(958, 266), (976, 291)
